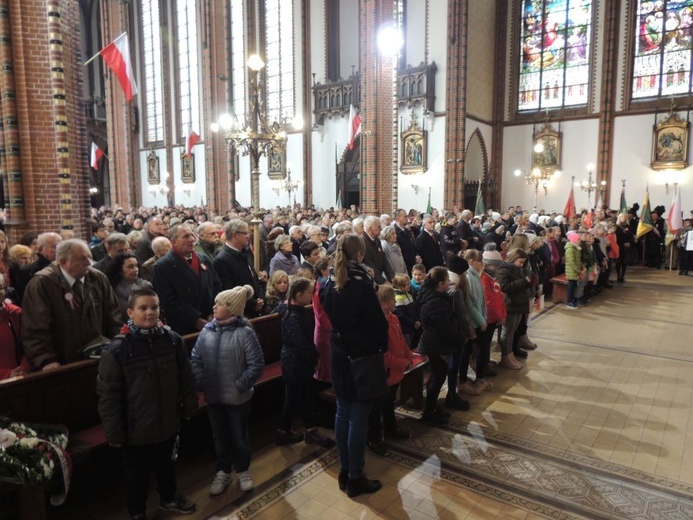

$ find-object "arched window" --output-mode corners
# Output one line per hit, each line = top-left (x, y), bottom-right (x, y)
(632, 1), (693, 99)
(518, 0), (593, 112)
(177, 0), (201, 138)
(264, 0), (294, 125)
(141, 0), (164, 142)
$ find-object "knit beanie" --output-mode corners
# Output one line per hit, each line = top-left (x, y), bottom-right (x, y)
(215, 285), (254, 316)
(567, 232), (580, 244)
(482, 250), (503, 266)
(447, 255), (469, 275)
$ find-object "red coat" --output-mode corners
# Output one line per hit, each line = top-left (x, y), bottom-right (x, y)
(481, 272), (507, 325)
(312, 282), (331, 383)
(0, 302), (31, 380)
(384, 312), (415, 386)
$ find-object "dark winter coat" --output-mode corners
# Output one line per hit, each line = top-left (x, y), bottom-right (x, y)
(496, 261), (532, 314)
(417, 284), (466, 357)
(280, 304), (319, 383)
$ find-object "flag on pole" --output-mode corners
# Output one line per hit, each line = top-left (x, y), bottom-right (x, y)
(667, 185), (683, 233)
(619, 186), (628, 214)
(336, 190), (342, 209)
(90, 142), (104, 170)
(185, 126), (200, 157)
(584, 208), (594, 228)
(563, 184), (576, 219)
(474, 183), (486, 217)
(636, 189), (653, 239)
(100, 33), (138, 102)
(348, 105), (361, 150)
(426, 188), (432, 215)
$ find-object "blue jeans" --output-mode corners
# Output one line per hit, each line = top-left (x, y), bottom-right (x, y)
(207, 402), (252, 473)
(335, 398), (373, 479)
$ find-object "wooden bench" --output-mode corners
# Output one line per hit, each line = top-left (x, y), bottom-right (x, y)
(550, 273), (568, 303)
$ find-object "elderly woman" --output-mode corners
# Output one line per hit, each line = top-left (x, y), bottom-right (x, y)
(8, 244), (33, 267)
(269, 234), (301, 276)
(380, 225), (407, 275)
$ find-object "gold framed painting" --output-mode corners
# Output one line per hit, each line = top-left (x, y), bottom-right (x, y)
(651, 112), (689, 171)
(401, 120), (426, 174)
(147, 150), (160, 185)
(181, 153), (195, 183)
(268, 148), (286, 180)
(532, 122), (561, 173)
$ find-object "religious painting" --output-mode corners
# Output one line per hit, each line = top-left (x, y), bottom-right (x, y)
(518, 0), (593, 111)
(532, 122), (561, 172)
(651, 112), (689, 170)
(267, 148), (286, 180)
(147, 150), (160, 185)
(400, 120), (426, 174)
(633, 0), (693, 99)
(181, 153), (195, 183)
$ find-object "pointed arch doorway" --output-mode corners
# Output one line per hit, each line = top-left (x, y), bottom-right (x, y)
(336, 138), (361, 209)
(463, 128), (490, 210)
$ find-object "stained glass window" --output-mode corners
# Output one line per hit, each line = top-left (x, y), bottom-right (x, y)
(230, 0), (246, 124)
(265, 0), (294, 125)
(518, 0), (593, 112)
(142, 0), (164, 142)
(177, 0), (201, 138)
(633, 0), (693, 99)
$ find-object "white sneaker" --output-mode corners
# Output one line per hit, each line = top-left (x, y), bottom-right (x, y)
(237, 471), (254, 491)
(209, 470), (232, 496)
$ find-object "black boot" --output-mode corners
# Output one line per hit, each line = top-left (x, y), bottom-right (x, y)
(513, 347), (528, 359)
(338, 469), (349, 491)
(346, 476), (382, 498)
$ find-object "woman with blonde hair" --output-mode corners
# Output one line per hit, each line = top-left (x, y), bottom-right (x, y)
(321, 234), (388, 498)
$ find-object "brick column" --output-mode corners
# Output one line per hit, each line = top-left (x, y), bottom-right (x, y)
(444, 0), (468, 210)
(359, 0), (397, 215)
(489, 0), (507, 210)
(596, 0), (620, 204)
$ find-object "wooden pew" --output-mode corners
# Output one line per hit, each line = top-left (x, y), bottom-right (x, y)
(550, 273), (569, 303)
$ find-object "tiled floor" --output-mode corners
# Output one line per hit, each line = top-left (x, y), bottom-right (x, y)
(61, 267), (693, 519)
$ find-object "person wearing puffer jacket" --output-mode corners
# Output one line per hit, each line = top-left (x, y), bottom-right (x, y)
(564, 232), (584, 309)
(190, 285), (265, 496)
(495, 249), (532, 370)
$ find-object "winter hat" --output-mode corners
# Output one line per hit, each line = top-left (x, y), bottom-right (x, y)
(526, 232), (539, 246)
(554, 215), (564, 224)
(567, 231), (580, 244)
(482, 250), (503, 266)
(491, 211), (501, 222)
(447, 255), (469, 275)
(529, 213), (539, 224)
(215, 285), (254, 316)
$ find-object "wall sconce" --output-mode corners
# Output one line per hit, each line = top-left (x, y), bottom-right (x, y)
(89, 187), (98, 195)
(411, 184), (420, 195)
(183, 188), (193, 197)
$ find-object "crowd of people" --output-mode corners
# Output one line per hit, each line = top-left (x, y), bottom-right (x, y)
(0, 199), (691, 518)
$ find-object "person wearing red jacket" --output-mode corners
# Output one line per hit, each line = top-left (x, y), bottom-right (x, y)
(0, 275), (31, 380)
(480, 250), (507, 382)
(367, 285), (415, 456)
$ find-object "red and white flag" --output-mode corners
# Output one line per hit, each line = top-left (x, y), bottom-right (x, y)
(185, 126), (200, 157)
(90, 142), (104, 170)
(667, 185), (683, 233)
(348, 104), (361, 150)
(100, 33), (138, 102)
(563, 185), (576, 219)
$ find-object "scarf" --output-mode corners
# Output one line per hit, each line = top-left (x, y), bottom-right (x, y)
(120, 319), (166, 336)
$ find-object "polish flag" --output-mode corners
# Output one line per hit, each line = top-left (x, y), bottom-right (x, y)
(90, 142), (104, 170)
(100, 33), (138, 102)
(348, 105), (361, 150)
(185, 126), (200, 157)
(667, 185), (683, 233)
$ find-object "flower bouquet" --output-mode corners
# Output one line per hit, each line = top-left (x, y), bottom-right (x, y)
(0, 418), (72, 506)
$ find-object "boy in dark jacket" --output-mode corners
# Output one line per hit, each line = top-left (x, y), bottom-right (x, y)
(97, 287), (198, 520)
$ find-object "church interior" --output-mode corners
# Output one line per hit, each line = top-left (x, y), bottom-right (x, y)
(1, 0), (693, 519)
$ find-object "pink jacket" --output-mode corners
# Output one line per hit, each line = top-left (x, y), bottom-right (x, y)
(312, 282), (332, 382)
(384, 312), (415, 386)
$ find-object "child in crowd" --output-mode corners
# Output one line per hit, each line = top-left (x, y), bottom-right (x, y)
(410, 264), (426, 299)
(277, 277), (334, 447)
(312, 257), (333, 387)
(418, 266), (466, 424)
(0, 274), (30, 380)
(191, 285), (265, 496)
(496, 249), (532, 370)
(97, 288), (198, 519)
(367, 285), (413, 456)
(480, 249), (506, 381)
(445, 256), (473, 409)
(564, 232), (584, 309)
(606, 224), (620, 284)
(461, 249), (491, 394)
(265, 270), (289, 313)
(391, 273), (420, 349)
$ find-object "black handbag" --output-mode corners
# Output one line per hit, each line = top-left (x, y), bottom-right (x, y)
(349, 351), (388, 401)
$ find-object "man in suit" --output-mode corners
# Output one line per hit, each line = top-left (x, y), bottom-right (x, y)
(153, 224), (221, 335)
(394, 209), (420, 273)
(362, 215), (394, 284)
(456, 210), (478, 250)
(415, 215), (445, 271)
(134, 216), (166, 265)
(92, 233), (129, 273)
(213, 219), (265, 317)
